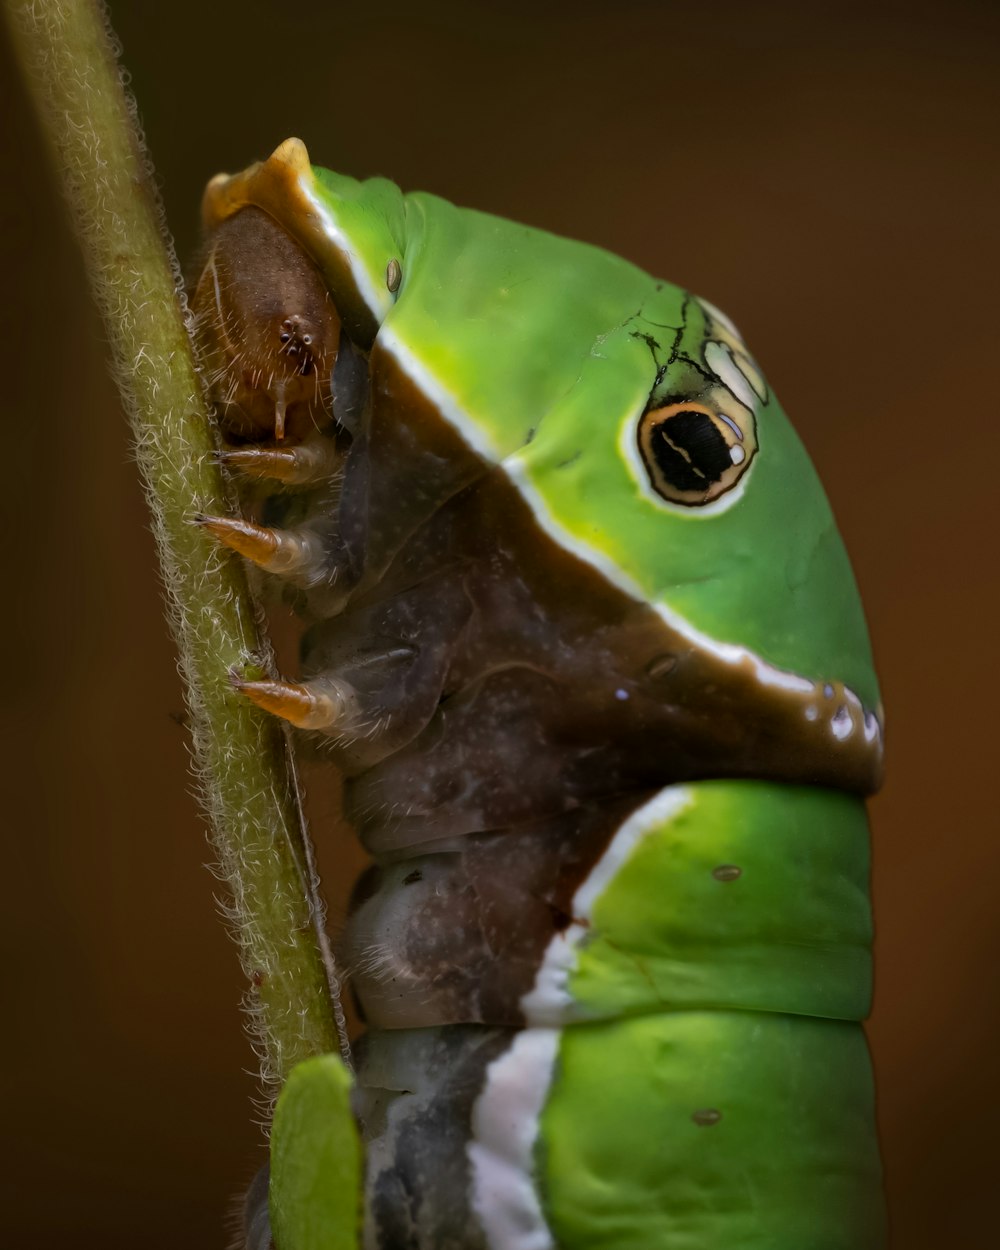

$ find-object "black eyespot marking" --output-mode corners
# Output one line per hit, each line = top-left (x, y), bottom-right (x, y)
(649, 409), (732, 491)
(637, 400), (756, 507)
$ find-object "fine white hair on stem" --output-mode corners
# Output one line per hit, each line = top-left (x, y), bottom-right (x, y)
(5, 0), (347, 1109)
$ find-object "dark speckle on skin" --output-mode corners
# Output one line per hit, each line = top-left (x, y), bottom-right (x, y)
(691, 1108), (722, 1127)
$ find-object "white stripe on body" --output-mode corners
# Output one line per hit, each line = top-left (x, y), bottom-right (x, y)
(467, 1029), (560, 1250)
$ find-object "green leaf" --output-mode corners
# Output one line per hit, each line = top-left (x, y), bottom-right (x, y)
(270, 1055), (363, 1250)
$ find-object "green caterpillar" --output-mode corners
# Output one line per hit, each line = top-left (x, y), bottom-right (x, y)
(192, 138), (885, 1249)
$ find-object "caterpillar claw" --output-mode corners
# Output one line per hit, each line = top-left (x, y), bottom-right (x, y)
(231, 673), (356, 731)
(215, 437), (340, 486)
(195, 513), (326, 583)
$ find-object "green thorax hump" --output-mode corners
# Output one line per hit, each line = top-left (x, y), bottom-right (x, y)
(204, 143), (880, 719)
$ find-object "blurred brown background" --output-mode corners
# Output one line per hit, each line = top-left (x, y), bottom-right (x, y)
(2, 0), (997, 1245)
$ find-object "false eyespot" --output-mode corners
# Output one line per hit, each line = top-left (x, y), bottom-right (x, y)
(637, 398), (756, 506)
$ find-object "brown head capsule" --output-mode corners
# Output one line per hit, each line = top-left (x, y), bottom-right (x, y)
(191, 205), (340, 442)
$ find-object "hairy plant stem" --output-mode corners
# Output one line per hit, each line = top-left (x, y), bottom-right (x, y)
(4, 0), (344, 1100)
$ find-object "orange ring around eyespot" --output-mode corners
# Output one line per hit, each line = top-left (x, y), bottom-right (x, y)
(637, 401), (753, 507)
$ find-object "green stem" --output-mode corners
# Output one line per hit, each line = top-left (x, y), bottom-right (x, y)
(4, 0), (342, 1098)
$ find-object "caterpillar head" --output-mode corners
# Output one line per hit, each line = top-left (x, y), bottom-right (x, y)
(191, 204), (341, 443)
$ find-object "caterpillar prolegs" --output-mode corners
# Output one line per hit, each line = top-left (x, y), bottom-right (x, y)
(191, 139), (885, 1249)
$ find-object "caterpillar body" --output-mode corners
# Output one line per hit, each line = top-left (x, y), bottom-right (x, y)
(191, 139), (885, 1250)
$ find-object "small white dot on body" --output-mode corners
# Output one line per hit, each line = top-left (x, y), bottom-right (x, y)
(831, 706), (854, 741)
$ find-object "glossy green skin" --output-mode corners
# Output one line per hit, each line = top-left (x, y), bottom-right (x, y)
(535, 781), (883, 1248)
(564, 783), (872, 1024)
(310, 167), (879, 710)
(543, 1010), (883, 1248)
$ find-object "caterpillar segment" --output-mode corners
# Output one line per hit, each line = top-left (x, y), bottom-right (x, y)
(191, 140), (885, 1248)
